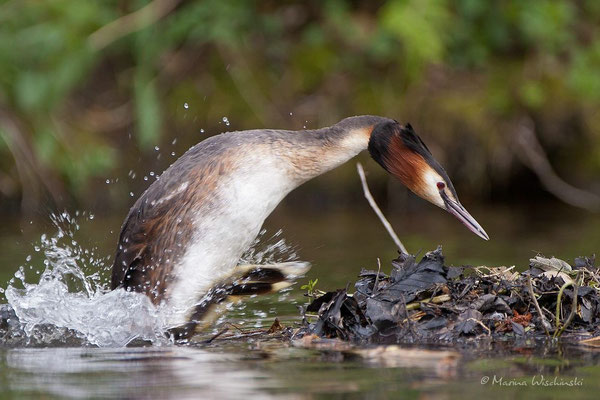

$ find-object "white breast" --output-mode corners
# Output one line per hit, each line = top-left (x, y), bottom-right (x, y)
(161, 127), (371, 327)
(164, 155), (296, 327)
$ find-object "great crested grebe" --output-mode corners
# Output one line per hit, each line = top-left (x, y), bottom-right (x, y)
(111, 115), (488, 338)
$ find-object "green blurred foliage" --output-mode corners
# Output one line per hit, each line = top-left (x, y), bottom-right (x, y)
(0, 0), (599, 212)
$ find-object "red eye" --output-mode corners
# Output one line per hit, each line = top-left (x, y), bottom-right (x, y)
(437, 182), (445, 190)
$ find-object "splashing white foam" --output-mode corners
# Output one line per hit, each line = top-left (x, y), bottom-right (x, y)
(1, 214), (304, 347)
(2, 212), (169, 347)
(5, 281), (168, 347)
(238, 229), (299, 266)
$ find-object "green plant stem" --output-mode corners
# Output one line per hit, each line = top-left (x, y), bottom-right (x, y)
(553, 271), (582, 339)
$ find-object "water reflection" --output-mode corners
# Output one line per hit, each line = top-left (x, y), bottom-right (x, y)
(0, 344), (463, 399)
(4, 347), (281, 399)
(2, 334), (600, 398)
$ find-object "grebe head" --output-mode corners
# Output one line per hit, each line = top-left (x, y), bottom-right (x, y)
(368, 121), (489, 240)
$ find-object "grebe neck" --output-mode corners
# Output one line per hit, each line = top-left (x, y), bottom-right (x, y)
(280, 115), (394, 183)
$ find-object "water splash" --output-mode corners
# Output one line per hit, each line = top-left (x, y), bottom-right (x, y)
(232, 229), (307, 328)
(238, 229), (299, 266)
(2, 212), (169, 347)
(0, 215), (305, 348)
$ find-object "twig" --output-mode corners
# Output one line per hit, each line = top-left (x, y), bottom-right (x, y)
(356, 162), (408, 254)
(372, 258), (382, 296)
(399, 293), (418, 340)
(467, 318), (491, 336)
(0, 107), (64, 211)
(223, 322), (248, 334)
(527, 275), (550, 338)
(88, 0), (182, 51)
(542, 306), (555, 322)
(514, 117), (600, 211)
(405, 294), (451, 311)
(203, 326), (229, 344)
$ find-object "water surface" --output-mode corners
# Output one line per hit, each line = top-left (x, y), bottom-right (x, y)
(0, 205), (599, 398)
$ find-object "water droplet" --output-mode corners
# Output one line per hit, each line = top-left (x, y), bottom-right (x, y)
(129, 192), (134, 197)
(105, 179), (110, 184)
(154, 146), (160, 151)
(172, 138), (177, 145)
(171, 152), (175, 156)
(183, 102), (189, 109)
(26, 255), (32, 262)
(222, 117), (230, 126)
(200, 128), (205, 134)
(144, 176), (148, 181)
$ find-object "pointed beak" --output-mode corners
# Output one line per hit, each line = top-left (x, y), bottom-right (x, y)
(442, 195), (489, 240)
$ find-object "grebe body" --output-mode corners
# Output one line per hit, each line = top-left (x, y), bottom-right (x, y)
(111, 115), (488, 335)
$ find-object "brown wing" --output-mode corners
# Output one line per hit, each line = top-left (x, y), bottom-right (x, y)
(110, 128), (301, 303)
(110, 139), (233, 304)
(110, 182), (197, 303)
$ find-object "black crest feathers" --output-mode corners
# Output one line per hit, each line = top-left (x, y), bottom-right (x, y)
(399, 123), (432, 158)
(368, 121), (432, 171)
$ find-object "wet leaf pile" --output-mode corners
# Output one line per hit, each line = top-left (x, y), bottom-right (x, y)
(302, 247), (600, 344)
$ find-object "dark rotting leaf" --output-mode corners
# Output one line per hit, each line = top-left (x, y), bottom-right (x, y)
(447, 266), (463, 279)
(386, 247), (447, 296)
(302, 247), (600, 344)
(577, 287), (594, 297)
(456, 309), (483, 335)
(491, 297), (512, 314)
(574, 255), (595, 270)
(419, 316), (448, 330)
(511, 321), (525, 336)
(305, 291), (336, 313)
(365, 298), (400, 330)
(471, 294), (496, 311)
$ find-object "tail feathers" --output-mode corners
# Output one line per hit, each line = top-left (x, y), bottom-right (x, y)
(234, 261), (311, 281)
(229, 261), (311, 295)
(167, 261), (311, 341)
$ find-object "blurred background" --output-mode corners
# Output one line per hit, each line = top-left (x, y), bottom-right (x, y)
(1, 0), (599, 287)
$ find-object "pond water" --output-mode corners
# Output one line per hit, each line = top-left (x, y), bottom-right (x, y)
(0, 204), (599, 398)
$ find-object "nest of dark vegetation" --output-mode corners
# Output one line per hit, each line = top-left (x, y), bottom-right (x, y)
(299, 247), (600, 345)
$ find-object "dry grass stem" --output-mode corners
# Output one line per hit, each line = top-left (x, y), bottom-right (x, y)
(356, 162), (407, 254)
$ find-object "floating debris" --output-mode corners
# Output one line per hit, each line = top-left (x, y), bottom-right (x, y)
(300, 247), (600, 344)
